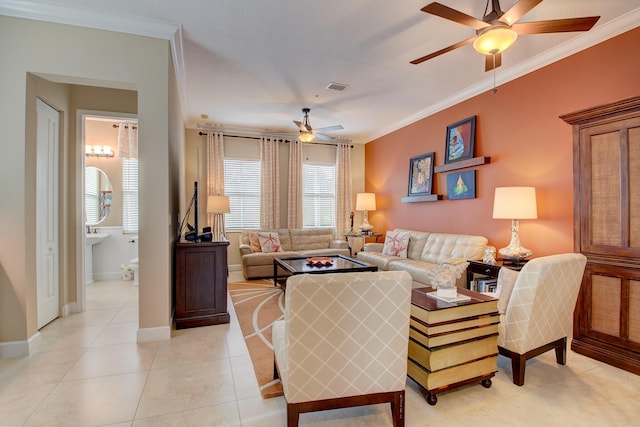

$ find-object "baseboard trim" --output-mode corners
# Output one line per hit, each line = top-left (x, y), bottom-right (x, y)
(228, 264), (241, 272)
(62, 302), (80, 317)
(137, 325), (171, 342)
(0, 332), (42, 358)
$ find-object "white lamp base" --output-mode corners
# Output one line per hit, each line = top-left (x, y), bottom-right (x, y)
(498, 219), (532, 261)
(359, 210), (374, 232)
(213, 213), (226, 240)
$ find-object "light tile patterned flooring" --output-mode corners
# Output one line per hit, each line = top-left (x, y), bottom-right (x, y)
(1, 272), (640, 426)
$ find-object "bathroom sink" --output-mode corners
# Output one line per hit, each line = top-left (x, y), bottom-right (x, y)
(85, 233), (108, 285)
(86, 232), (109, 246)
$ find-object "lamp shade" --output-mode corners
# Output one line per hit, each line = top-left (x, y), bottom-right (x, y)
(207, 195), (230, 213)
(473, 26), (518, 55)
(493, 187), (537, 219)
(356, 193), (376, 211)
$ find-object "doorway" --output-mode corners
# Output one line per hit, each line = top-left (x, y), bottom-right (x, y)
(78, 111), (138, 312)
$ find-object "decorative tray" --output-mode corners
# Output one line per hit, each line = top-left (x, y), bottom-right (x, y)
(306, 257), (334, 266)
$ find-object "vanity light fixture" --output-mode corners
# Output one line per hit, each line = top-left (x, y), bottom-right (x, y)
(86, 145), (115, 158)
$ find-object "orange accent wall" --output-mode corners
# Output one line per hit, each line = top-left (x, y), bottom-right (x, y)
(365, 28), (640, 257)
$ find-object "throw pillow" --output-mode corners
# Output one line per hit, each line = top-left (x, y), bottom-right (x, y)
(257, 231), (283, 253)
(496, 267), (520, 314)
(248, 232), (262, 252)
(382, 230), (411, 258)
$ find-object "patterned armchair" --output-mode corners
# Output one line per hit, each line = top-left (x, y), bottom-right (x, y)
(272, 271), (412, 427)
(497, 253), (587, 385)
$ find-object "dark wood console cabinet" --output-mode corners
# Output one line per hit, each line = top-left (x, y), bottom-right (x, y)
(174, 240), (230, 329)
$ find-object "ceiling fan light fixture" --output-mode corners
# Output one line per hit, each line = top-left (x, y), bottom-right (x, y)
(473, 26), (518, 55)
(299, 132), (315, 143)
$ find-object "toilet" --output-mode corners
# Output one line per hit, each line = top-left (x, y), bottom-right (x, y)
(130, 257), (139, 286)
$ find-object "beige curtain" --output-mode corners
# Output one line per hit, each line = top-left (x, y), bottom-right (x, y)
(117, 123), (138, 159)
(207, 132), (225, 226)
(260, 137), (280, 229)
(336, 143), (353, 237)
(287, 139), (303, 228)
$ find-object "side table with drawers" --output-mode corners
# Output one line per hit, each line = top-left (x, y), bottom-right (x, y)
(466, 259), (527, 289)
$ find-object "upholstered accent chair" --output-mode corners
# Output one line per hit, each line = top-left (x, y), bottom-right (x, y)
(272, 271), (413, 427)
(497, 253), (587, 386)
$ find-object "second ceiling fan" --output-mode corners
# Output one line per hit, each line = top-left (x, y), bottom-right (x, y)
(411, 0), (600, 71)
(294, 108), (343, 142)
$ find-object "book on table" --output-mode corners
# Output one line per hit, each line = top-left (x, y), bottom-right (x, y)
(408, 334), (498, 371)
(407, 356), (498, 391)
(410, 318), (499, 348)
(410, 287), (498, 325)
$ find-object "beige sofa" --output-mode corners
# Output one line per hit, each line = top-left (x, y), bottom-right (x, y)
(356, 228), (488, 288)
(239, 228), (350, 279)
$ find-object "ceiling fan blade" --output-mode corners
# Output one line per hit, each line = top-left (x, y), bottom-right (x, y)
(421, 2), (491, 30)
(314, 124), (343, 132)
(499, 0), (543, 26)
(411, 36), (476, 65)
(512, 17), (600, 35)
(313, 133), (337, 141)
(293, 120), (310, 132)
(485, 52), (502, 71)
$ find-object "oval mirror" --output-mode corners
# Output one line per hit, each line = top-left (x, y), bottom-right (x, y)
(85, 166), (112, 225)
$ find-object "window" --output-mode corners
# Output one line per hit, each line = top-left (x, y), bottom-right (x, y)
(85, 166), (99, 224)
(122, 158), (138, 233)
(224, 158), (261, 229)
(303, 163), (336, 228)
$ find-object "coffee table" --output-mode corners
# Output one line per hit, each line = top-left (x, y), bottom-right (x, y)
(273, 254), (377, 289)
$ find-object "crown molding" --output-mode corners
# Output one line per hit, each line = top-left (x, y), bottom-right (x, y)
(0, 0), (178, 38)
(368, 7), (640, 143)
(0, 0), (190, 123)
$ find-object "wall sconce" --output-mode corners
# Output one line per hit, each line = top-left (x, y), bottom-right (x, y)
(85, 145), (115, 158)
(207, 195), (230, 240)
(492, 186), (537, 262)
(356, 192), (376, 232)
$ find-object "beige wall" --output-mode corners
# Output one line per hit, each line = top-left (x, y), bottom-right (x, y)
(183, 130), (366, 268)
(0, 16), (175, 351)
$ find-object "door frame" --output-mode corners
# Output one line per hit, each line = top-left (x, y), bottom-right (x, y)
(75, 109), (137, 312)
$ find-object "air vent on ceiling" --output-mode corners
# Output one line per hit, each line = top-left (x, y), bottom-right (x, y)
(326, 82), (349, 91)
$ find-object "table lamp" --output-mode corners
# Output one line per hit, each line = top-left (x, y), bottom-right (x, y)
(492, 186), (537, 262)
(356, 192), (376, 233)
(207, 195), (230, 240)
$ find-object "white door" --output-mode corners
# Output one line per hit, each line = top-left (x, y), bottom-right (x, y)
(36, 98), (60, 329)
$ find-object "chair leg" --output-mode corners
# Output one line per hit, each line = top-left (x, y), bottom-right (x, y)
(511, 353), (526, 386)
(390, 390), (405, 427)
(554, 337), (567, 365)
(287, 403), (300, 427)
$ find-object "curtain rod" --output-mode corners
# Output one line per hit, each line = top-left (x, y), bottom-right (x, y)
(198, 132), (353, 148)
(112, 124), (138, 129)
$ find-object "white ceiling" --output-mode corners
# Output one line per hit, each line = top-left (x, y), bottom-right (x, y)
(3, 0), (640, 143)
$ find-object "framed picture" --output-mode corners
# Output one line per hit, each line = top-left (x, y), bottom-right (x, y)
(408, 152), (435, 196)
(446, 170), (476, 200)
(444, 115), (476, 164)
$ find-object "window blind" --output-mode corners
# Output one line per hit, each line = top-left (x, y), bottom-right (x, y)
(224, 158), (261, 230)
(303, 163), (336, 228)
(85, 166), (99, 224)
(122, 158), (139, 233)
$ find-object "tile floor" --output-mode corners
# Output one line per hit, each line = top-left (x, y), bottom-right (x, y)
(1, 272), (640, 426)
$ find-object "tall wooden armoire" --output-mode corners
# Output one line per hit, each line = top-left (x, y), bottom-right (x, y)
(561, 96), (640, 374)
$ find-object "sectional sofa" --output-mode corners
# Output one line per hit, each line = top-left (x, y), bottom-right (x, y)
(239, 228), (350, 280)
(356, 228), (488, 288)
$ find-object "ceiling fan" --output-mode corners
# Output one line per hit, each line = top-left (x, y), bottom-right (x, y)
(411, 0), (600, 71)
(293, 108), (343, 142)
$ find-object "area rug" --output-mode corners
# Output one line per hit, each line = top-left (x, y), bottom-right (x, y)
(228, 279), (285, 398)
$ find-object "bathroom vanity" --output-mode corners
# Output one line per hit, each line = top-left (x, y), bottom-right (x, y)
(174, 239), (230, 328)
